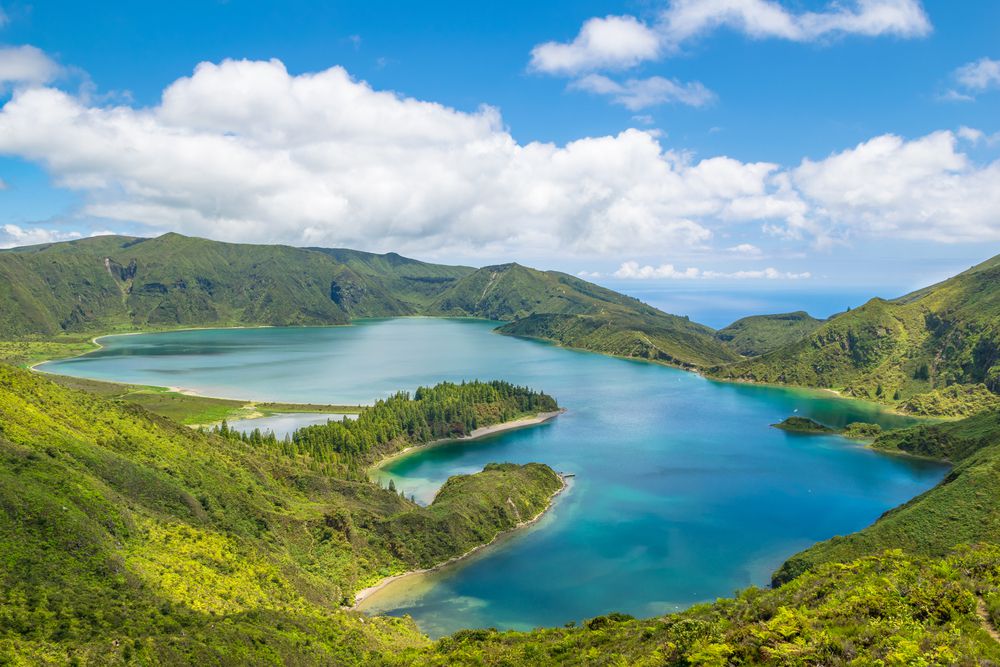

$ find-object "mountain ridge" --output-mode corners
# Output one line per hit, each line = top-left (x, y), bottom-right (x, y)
(0, 233), (738, 368)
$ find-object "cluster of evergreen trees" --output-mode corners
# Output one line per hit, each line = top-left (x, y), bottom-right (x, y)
(212, 380), (557, 477)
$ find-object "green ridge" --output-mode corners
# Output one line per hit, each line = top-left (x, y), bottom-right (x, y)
(715, 311), (823, 357)
(709, 253), (1000, 413)
(0, 234), (735, 369)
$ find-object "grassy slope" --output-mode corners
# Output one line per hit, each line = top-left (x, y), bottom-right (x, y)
(1, 234), (735, 369)
(402, 547), (1000, 665)
(309, 247), (475, 309)
(431, 263), (739, 367)
(774, 409), (1000, 585)
(709, 254), (1000, 412)
(0, 365), (561, 664)
(715, 311), (823, 357)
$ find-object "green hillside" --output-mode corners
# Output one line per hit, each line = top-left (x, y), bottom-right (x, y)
(309, 247), (475, 308)
(709, 253), (1000, 412)
(0, 234), (411, 336)
(0, 234), (737, 369)
(715, 311), (823, 356)
(499, 311), (740, 368)
(774, 409), (1000, 585)
(0, 365), (562, 664)
(6, 327), (1000, 663)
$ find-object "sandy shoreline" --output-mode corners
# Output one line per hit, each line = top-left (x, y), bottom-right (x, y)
(352, 472), (571, 609)
(370, 409), (565, 473)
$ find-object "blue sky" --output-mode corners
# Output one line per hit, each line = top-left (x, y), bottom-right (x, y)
(0, 0), (999, 311)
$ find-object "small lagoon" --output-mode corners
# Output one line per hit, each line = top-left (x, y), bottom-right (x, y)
(41, 318), (947, 637)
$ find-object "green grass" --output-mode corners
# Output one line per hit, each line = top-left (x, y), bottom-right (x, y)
(715, 311), (823, 357)
(709, 253), (1000, 415)
(42, 374), (362, 425)
(0, 365), (563, 664)
(771, 416), (836, 433)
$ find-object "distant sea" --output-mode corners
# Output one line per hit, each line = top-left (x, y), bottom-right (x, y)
(601, 282), (904, 329)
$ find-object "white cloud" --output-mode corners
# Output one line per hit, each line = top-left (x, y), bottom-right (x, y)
(0, 177), (6, 190)
(954, 57), (1000, 92)
(703, 267), (810, 279)
(1, 56), (998, 258)
(571, 74), (715, 110)
(727, 242), (762, 256)
(0, 58), (795, 257)
(790, 130), (1000, 243)
(613, 260), (809, 280)
(662, 0), (930, 45)
(0, 224), (81, 249)
(614, 261), (701, 279)
(0, 45), (61, 86)
(530, 15), (661, 75)
(531, 1), (930, 75)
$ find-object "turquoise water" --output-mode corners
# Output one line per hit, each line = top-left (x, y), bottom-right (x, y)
(40, 318), (946, 637)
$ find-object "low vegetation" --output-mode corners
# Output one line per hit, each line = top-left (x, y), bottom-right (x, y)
(900, 383), (1000, 417)
(715, 311), (823, 357)
(709, 254), (1000, 415)
(0, 365), (562, 664)
(771, 416), (835, 434)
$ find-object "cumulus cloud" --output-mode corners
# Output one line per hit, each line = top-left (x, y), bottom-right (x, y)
(790, 130), (1000, 243)
(0, 45), (61, 86)
(1, 56), (998, 256)
(531, 1), (930, 76)
(727, 243), (762, 256)
(0, 224), (81, 249)
(613, 260), (810, 280)
(530, 15), (661, 75)
(0, 59), (794, 257)
(571, 74), (715, 110)
(955, 57), (1000, 91)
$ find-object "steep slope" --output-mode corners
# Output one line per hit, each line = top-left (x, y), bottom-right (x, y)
(310, 247), (475, 308)
(0, 235), (738, 369)
(715, 311), (823, 356)
(774, 409), (1000, 585)
(0, 365), (562, 664)
(710, 253), (1000, 410)
(0, 234), (413, 335)
(428, 263), (739, 367)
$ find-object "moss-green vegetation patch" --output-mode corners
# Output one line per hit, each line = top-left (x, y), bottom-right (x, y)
(0, 364), (562, 664)
(771, 416), (835, 433)
(709, 253), (1000, 415)
(716, 311), (823, 357)
(901, 383), (1000, 417)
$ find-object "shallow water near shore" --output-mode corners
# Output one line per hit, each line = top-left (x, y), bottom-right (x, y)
(41, 318), (947, 637)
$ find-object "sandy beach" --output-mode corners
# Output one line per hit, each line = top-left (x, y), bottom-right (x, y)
(370, 409), (565, 472)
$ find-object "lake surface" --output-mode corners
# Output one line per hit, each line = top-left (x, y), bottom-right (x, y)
(40, 318), (947, 637)
(227, 412), (357, 440)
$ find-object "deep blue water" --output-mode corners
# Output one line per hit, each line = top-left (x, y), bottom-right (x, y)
(40, 318), (946, 637)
